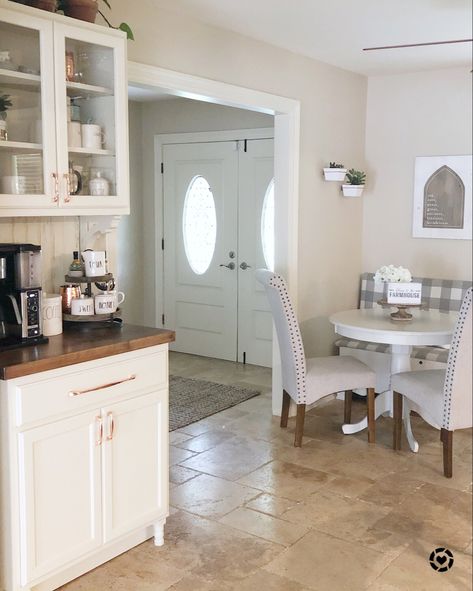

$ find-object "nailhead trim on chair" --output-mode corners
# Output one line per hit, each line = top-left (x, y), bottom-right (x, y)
(268, 274), (307, 404)
(443, 288), (472, 430)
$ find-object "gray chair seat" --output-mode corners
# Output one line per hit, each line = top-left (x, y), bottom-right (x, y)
(256, 269), (376, 447)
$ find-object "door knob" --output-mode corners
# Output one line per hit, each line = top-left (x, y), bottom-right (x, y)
(239, 262), (251, 270)
(220, 262), (235, 270)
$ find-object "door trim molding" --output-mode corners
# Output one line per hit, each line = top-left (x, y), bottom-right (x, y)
(128, 61), (300, 415)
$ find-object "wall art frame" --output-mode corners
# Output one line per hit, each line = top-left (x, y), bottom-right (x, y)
(412, 154), (472, 240)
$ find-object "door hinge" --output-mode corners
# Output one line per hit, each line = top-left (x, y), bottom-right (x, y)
(243, 139), (247, 152)
(162, 313), (165, 325)
(161, 162), (164, 174)
(161, 238), (164, 250)
(243, 351), (246, 364)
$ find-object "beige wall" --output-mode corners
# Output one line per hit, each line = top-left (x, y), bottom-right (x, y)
(113, 2), (368, 355)
(117, 101), (144, 325)
(363, 67), (472, 280)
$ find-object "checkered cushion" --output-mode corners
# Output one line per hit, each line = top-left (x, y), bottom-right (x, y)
(359, 273), (471, 312)
(337, 275), (472, 363)
(334, 338), (450, 362)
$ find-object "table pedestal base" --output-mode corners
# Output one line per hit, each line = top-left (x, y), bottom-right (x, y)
(342, 344), (420, 452)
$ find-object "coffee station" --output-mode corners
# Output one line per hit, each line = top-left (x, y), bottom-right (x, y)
(0, 245), (174, 591)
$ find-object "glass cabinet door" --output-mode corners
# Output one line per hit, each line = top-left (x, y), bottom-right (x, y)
(53, 23), (128, 212)
(0, 12), (57, 211)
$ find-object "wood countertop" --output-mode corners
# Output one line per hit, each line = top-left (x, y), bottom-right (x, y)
(0, 324), (175, 380)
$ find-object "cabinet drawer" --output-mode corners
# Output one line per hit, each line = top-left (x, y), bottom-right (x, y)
(15, 348), (168, 426)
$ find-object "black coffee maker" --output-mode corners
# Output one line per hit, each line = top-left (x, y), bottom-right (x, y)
(0, 243), (48, 351)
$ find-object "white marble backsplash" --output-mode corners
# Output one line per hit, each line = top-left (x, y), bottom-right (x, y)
(0, 217), (80, 294)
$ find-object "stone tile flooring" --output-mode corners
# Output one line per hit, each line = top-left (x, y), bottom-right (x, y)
(61, 352), (472, 590)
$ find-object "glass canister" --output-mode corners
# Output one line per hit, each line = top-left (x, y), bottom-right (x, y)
(89, 171), (109, 196)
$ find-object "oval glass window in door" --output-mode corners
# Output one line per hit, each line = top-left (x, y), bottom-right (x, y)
(183, 175), (217, 275)
(261, 178), (275, 271)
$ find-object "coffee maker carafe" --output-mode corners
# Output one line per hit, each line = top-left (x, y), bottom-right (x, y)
(0, 243), (48, 350)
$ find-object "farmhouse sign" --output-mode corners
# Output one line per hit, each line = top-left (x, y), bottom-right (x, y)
(387, 282), (422, 305)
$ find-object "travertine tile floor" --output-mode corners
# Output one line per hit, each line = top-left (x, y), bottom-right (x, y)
(61, 352), (472, 590)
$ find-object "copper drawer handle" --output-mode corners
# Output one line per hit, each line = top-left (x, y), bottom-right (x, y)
(69, 374), (137, 397)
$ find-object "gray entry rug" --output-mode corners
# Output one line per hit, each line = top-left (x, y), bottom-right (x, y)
(169, 375), (260, 431)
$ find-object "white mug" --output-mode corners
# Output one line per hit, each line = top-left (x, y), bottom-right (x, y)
(1, 176), (26, 194)
(68, 121), (82, 148)
(81, 124), (105, 150)
(81, 250), (106, 277)
(42, 294), (63, 336)
(70, 295), (94, 316)
(94, 290), (125, 314)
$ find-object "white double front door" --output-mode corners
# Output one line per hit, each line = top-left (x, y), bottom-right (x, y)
(162, 135), (274, 366)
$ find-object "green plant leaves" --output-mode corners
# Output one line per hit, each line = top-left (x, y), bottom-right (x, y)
(118, 22), (134, 40)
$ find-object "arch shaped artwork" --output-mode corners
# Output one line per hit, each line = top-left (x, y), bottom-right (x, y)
(423, 165), (465, 229)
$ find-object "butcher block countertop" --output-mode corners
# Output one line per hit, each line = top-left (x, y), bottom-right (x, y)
(0, 325), (175, 380)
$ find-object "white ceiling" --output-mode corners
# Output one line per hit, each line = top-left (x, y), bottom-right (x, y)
(153, 0), (472, 75)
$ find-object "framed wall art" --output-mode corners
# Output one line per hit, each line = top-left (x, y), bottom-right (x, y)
(412, 155), (472, 240)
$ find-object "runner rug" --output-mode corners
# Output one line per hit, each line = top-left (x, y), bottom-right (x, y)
(169, 375), (260, 431)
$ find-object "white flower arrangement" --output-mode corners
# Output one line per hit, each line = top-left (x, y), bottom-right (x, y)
(374, 265), (412, 283)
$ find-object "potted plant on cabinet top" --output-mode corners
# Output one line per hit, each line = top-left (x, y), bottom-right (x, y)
(0, 94), (13, 141)
(323, 162), (347, 181)
(58, 0), (134, 39)
(342, 168), (366, 197)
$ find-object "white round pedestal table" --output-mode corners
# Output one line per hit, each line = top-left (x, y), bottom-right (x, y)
(329, 307), (457, 451)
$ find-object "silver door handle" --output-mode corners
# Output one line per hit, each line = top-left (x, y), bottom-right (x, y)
(239, 262), (251, 270)
(220, 262), (235, 270)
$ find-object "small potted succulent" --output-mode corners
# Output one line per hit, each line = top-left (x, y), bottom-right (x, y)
(0, 94), (13, 141)
(323, 162), (347, 182)
(342, 168), (366, 197)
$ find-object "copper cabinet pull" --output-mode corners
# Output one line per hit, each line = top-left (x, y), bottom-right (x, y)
(52, 172), (59, 203)
(63, 172), (71, 203)
(106, 412), (115, 440)
(95, 416), (103, 446)
(69, 374), (137, 397)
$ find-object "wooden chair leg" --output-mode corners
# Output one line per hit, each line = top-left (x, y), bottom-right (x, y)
(344, 390), (353, 424)
(280, 390), (291, 428)
(294, 404), (306, 447)
(441, 428), (453, 478)
(367, 388), (375, 444)
(393, 391), (403, 450)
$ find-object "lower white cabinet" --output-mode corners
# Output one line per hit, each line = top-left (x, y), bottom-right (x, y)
(0, 345), (169, 591)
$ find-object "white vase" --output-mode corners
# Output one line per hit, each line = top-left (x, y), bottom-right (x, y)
(323, 168), (347, 181)
(342, 184), (364, 197)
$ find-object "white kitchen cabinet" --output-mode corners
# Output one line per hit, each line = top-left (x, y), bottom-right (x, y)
(0, 2), (129, 216)
(0, 345), (168, 591)
(103, 392), (168, 544)
(18, 411), (103, 583)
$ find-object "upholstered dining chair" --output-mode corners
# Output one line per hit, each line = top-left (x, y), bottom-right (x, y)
(255, 269), (376, 447)
(392, 287), (472, 478)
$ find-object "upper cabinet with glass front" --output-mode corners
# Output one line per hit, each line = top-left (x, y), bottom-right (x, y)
(0, 2), (129, 216)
